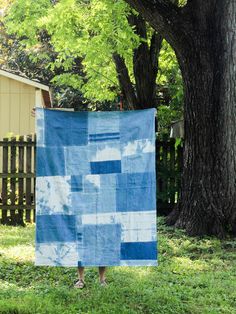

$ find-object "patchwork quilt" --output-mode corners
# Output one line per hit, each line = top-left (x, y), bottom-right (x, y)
(35, 108), (157, 266)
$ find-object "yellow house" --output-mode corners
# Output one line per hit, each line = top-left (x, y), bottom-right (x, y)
(0, 69), (52, 140)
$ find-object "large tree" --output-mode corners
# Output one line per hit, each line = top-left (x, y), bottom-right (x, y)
(125, 0), (236, 237)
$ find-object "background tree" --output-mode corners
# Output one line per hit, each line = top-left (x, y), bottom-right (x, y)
(0, 7), (89, 109)
(124, 0), (236, 237)
(4, 0), (183, 116)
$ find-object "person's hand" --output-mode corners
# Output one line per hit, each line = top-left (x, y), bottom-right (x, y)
(31, 107), (36, 117)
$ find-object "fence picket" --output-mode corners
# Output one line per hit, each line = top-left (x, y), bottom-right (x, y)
(1, 138), (8, 223)
(10, 137), (17, 224)
(156, 141), (161, 196)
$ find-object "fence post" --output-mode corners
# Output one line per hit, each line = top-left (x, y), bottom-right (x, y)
(156, 140), (160, 197)
(18, 135), (25, 225)
(169, 138), (176, 206)
(33, 134), (36, 222)
(1, 138), (9, 224)
(162, 140), (168, 197)
(9, 137), (17, 225)
(25, 135), (32, 222)
(177, 143), (183, 199)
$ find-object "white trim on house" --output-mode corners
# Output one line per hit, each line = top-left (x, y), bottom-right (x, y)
(0, 69), (50, 91)
(35, 89), (43, 108)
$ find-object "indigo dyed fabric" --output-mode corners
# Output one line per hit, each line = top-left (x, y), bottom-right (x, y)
(35, 108), (157, 267)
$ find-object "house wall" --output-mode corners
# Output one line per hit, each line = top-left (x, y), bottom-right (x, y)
(0, 75), (37, 140)
(0, 76), (40, 191)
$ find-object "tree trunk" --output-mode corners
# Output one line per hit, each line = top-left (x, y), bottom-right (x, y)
(130, 15), (162, 109)
(125, 0), (236, 237)
(113, 53), (138, 109)
(113, 13), (162, 110)
(167, 1), (236, 237)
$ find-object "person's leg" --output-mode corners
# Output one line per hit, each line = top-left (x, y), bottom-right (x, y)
(98, 267), (107, 285)
(78, 267), (85, 281)
(74, 267), (85, 288)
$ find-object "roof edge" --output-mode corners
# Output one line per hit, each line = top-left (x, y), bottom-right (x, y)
(0, 69), (50, 91)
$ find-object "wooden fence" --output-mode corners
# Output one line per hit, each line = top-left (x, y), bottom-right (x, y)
(156, 139), (183, 215)
(0, 135), (35, 225)
(0, 137), (183, 225)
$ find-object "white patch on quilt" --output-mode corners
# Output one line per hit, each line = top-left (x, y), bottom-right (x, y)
(36, 176), (71, 214)
(36, 109), (45, 147)
(35, 242), (79, 266)
(122, 141), (138, 156)
(82, 213), (117, 225)
(142, 139), (155, 153)
(92, 146), (121, 161)
(120, 260), (157, 266)
(85, 175), (100, 188)
(121, 229), (155, 242)
(117, 211), (156, 230)
(123, 139), (155, 156)
(81, 211), (157, 243)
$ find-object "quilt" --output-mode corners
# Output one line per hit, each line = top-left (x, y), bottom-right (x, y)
(35, 108), (157, 266)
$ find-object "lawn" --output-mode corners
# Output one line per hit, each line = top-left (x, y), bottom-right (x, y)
(0, 218), (235, 314)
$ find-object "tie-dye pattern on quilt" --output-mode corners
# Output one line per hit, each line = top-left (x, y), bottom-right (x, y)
(35, 108), (157, 267)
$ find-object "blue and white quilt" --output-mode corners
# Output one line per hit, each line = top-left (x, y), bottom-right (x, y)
(35, 108), (157, 267)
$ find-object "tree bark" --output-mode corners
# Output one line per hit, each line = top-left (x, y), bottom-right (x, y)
(125, 0), (236, 237)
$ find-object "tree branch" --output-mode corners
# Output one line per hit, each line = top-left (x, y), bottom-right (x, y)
(125, 0), (186, 48)
(112, 53), (137, 109)
(127, 13), (163, 108)
(150, 31), (163, 73)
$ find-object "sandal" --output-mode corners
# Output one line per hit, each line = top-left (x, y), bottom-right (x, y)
(100, 279), (107, 287)
(74, 279), (85, 289)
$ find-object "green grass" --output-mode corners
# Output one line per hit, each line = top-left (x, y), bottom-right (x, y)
(0, 218), (235, 314)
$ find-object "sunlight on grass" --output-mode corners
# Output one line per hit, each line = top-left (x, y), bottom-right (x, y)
(171, 257), (210, 273)
(114, 266), (153, 279)
(0, 244), (34, 262)
(0, 225), (35, 248)
(0, 279), (28, 292)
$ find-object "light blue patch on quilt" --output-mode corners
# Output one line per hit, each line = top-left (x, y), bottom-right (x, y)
(44, 110), (88, 146)
(88, 111), (120, 135)
(120, 110), (155, 143)
(81, 224), (121, 266)
(64, 146), (90, 175)
(35, 108), (157, 267)
(37, 147), (66, 177)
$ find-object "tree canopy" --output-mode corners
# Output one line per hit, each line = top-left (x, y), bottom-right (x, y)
(3, 0), (182, 116)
